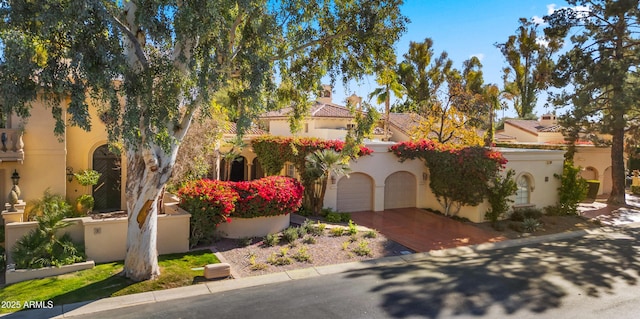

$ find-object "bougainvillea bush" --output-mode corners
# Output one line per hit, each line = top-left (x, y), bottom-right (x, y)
(390, 139), (508, 216)
(178, 176), (304, 247)
(233, 176), (304, 218)
(178, 179), (239, 247)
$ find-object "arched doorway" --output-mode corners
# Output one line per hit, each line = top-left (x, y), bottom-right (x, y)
(220, 156), (246, 181)
(92, 145), (121, 212)
(384, 171), (417, 209)
(603, 166), (612, 194)
(580, 166), (598, 181)
(252, 158), (264, 180)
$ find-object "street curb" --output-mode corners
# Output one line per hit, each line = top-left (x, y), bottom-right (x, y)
(1, 226), (606, 318)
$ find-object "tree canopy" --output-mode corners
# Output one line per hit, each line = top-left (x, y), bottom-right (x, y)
(0, 0), (407, 281)
(545, 0), (640, 205)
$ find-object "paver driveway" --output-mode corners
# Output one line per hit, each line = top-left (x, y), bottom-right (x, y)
(349, 208), (505, 252)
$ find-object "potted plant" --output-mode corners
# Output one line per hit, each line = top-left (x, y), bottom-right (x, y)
(73, 169), (101, 214)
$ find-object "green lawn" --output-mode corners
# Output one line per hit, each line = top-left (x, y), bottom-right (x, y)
(0, 250), (219, 314)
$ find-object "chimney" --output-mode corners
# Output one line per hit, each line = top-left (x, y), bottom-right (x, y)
(346, 93), (362, 110)
(539, 114), (557, 127)
(317, 84), (333, 104)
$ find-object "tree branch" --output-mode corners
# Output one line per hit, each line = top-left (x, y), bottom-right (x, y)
(271, 28), (351, 61)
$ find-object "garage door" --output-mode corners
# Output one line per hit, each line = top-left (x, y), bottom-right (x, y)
(384, 171), (416, 209)
(337, 173), (373, 212)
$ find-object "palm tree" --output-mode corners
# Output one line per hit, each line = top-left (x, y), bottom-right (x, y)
(369, 64), (405, 141)
(304, 149), (351, 215)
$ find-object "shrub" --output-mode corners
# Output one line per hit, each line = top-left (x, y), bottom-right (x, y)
(237, 237), (252, 247)
(523, 218), (542, 232)
(330, 227), (345, 237)
(508, 222), (524, 232)
(341, 213), (352, 223)
(24, 190), (73, 221)
(352, 241), (372, 257)
(11, 205), (85, 269)
(302, 236), (317, 244)
(509, 210), (525, 222)
(75, 194), (94, 215)
(485, 169), (517, 223)
(263, 233), (280, 247)
(521, 208), (543, 219)
(347, 220), (358, 235)
(282, 227), (300, 243)
(543, 205), (563, 216)
(309, 221), (326, 236)
(73, 169), (101, 186)
(555, 161), (588, 215)
(178, 179), (238, 248)
(363, 230), (378, 238)
(632, 185), (640, 195)
(325, 212), (342, 223)
(292, 246), (312, 262)
(233, 176), (304, 218)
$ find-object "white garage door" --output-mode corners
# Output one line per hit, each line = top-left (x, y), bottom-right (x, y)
(337, 173), (373, 212)
(384, 171), (416, 209)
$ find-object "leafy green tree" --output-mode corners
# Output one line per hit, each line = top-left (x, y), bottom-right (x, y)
(0, 0), (407, 281)
(497, 18), (559, 118)
(545, 0), (640, 205)
(369, 61), (405, 141)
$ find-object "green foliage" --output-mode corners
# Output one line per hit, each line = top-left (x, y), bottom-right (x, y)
(330, 227), (345, 237)
(325, 212), (343, 223)
(292, 246), (312, 263)
(73, 170), (101, 186)
(485, 169), (518, 223)
(510, 208), (542, 222)
(347, 220), (358, 235)
(555, 161), (588, 215)
(11, 205), (85, 269)
(522, 218), (542, 233)
(267, 248), (292, 266)
(237, 237), (253, 247)
(632, 186), (640, 195)
(302, 236), (317, 245)
(546, 1), (640, 205)
(263, 233), (280, 247)
(25, 190), (73, 221)
(363, 230), (378, 239)
(282, 227), (300, 243)
(75, 194), (95, 215)
(352, 241), (372, 257)
(308, 221), (326, 236)
(391, 140), (508, 216)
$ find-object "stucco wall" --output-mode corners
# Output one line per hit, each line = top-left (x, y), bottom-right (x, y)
(574, 146), (612, 195)
(502, 123), (539, 143)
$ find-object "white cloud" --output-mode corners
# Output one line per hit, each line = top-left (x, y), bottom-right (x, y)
(547, 3), (590, 18)
(532, 16), (545, 24)
(547, 4), (557, 14)
(536, 38), (550, 48)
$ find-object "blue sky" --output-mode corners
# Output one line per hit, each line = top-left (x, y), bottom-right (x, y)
(331, 0), (569, 118)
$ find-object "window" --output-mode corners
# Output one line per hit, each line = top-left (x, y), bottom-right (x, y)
(346, 123), (356, 131)
(286, 163), (295, 178)
(515, 175), (531, 205)
(304, 123), (309, 133)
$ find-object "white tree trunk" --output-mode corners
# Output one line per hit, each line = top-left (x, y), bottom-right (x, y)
(123, 147), (176, 281)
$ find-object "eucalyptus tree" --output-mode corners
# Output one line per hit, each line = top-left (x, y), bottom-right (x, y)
(0, 0), (407, 281)
(497, 18), (559, 118)
(545, 0), (640, 205)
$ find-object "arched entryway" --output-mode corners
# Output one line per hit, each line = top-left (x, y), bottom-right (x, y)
(220, 156), (246, 181)
(251, 158), (264, 180)
(580, 166), (598, 181)
(603, 166), (612, 194)
(336, 173), (373, 212)
(384, 171), (417, 209)
(92, 144), (121, 212)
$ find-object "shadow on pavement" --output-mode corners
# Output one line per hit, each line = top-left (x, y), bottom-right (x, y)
(343, 228), (640, 318)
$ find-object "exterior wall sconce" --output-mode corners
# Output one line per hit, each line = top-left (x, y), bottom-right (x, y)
(11, 169), (20, 186)
(330, 174), (336, 184)
(8, 169), (20, 212)
(422, 172), (428, 181)
(66, 166), (75, 182)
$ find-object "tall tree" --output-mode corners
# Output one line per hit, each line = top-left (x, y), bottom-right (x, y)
(368, 60), (404, 141)
(0, 0), (407, 281)
(497, 18), (559, 118)
(545, 0), (640, 205)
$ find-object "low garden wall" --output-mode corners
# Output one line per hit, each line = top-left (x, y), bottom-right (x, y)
(5, 261), (95, 285)
(216, 214), (290, 239)
(3, 206), (191, 266)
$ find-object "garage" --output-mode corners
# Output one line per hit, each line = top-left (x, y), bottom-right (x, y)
(336, 173), (373, 212)
(384, 171), (416, 209)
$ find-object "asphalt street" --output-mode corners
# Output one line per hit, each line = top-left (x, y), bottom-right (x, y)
(72, 226), (640, 319)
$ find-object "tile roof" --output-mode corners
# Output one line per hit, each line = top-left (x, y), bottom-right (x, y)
(505, 119), (563, 135)
(260, 101), (353, 119)
(388, 113), (423, 136)
(223, 122), (267, 136)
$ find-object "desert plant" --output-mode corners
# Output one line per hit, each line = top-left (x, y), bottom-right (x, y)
(24, 190), (73, 221)
(292, 246), (312, 262)
(325, 212), (342, 223)
(282, 227), (300, 243)
(267, 247), (292, 266)
(349, 234), (358, 243)
(248, 254), (268, 271)
(352, 241), (372, 256)
(330, 227), (345, 237)
(302, 236), (317, 244)
(263, 233), (280, 247)
(11, 204), (85, 269)
(363, 229), (378, 239)
(341, 241), (350, 250)
(523, 218), (542, 232)
(297, 225), (308, 237)
(347, 220), (358, 235)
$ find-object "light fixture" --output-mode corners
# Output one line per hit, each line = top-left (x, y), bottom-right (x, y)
(11, 169), (20, 186)
(422, 172), (428, 181)
(330, 174), (336, 184)
(66, 167), (75, 182)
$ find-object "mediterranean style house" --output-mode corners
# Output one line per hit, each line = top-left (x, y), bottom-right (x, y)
(215, 86), (567, 222)
(497, 114), (613, 196)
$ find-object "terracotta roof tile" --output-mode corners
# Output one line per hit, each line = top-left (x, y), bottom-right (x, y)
(223, 122), (266, 135)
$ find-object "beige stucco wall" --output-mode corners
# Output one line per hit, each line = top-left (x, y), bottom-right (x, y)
(324, 141), (429, 212)
(502, 123), (539, 143)
(574, 146), (612, 195)
(266, 118), (352, 140)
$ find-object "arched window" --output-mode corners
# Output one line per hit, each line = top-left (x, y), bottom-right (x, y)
(515, 175), (531, 205)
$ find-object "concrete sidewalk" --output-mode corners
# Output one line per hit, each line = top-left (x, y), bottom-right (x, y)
(2, 225), (624, 319)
